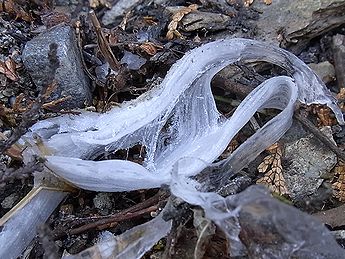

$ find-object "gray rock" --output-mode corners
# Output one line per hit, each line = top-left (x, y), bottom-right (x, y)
(332, 34), (345, 89)
(233, 185), (345, 258)
(283, 126), (337, 202)
(102, 0), (139, 25)
(165, 7), (230, 32)
(308, 61), (336, 84)
(1, 193), (19, 209)
(252, 0), (345, 51)
(22, 25), (91, 108)
(120, 51), (146, 70)
(93, 193), (113, 215)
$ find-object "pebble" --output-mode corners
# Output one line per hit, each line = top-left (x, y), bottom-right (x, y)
(22, 25), (92, 109)
(308, 61), (336, 84)
(93, 193), (113, 215)
(283, 126), (337, 202)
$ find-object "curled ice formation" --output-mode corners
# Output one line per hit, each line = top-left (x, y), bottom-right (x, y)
(9, 38), (343, 259)
(25, 38), (343, 192)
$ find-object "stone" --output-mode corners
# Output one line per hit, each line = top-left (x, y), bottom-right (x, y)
(234, 185), (345, 258)
(308, 61), (336, 84)
(165, 7), (230, 32)
(180, 11), (230, 32)
(1, 193), (19, 209)
(93, 193), (113, 215)
(22, 25), (91, 108)
(102, 0), (139, 25)
(332, 34), (345, 89)
(283, 126), (337, 202)
(252, 0), (345, 52)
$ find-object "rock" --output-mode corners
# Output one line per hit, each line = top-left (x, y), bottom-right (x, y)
(120, 51), (146, 70)
(308, 61), (336, 84)
(252, 0), (345, 52)
(180, 11), (230, 32)
(165, 7), (231, 32)
(1, 193), (19, 209)
(332, 34), (345, 89)
(22, 25), (91, 108)
(283, 126), (337, 202)
(234, 185), (345, 258)
(93, 193), (113, 215)
(102, 0), (139, 25)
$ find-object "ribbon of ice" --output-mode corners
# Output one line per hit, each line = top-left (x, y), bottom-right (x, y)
(26, 38), (343, 191)
(1, 38), (344, 258)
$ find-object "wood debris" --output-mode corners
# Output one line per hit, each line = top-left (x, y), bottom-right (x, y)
(336, 87), (345, 112)
(244, 0), (272, 7)
(312, 105), (336, 127)
(332, 161), (345, 201)
(256, 143), (289, 195)
(0, 0), (32, 22)
(89, 0), (111, 9)
(243, 0), (254, 7)
(166, 4), (198, 40)
(0, 57), (18, 81)
(139, 42), (163, 56)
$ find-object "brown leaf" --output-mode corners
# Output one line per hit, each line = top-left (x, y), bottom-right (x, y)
(2, 0), (33, 22)
(41, 11), (71, 28)
(0, 57), (18, 81)
(0, 132), (23, 161)
(256, 143), (289, 196)
(312, 104), (336, 127)
(89, 10), (120, 71)
(332, 161), (345, 201)
(166, 4), (198, 40)
(139, 42), (162, 56)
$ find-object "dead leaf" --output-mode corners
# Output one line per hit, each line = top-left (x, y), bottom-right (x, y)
(1, 0), (33, 22)
(312, 104), (336, 127)
(89, 0), (111, 9)
(0, 57), (18, 81)
(243, 0), (254, 7)
(139, 42), (162, 56)
(0, 132), (23, 161)
(41, 11), (71, 28)
(336, 88), (345, 112)
(256, 143), (289, 195)
(332, 161), (345, 201)
(264, 0), (272, 5)
(166, 4), (199, 40)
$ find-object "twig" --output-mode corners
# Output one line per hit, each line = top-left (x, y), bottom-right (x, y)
(55, 191), (168, 238)
(89, 10), (120, 71)
(294, 112), (345, 162)
(68, 205), (158, 236)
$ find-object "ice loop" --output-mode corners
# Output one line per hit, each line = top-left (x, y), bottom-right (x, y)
(23, 38), (344, 192)
(3, 38), (343, 258)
